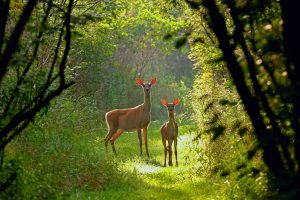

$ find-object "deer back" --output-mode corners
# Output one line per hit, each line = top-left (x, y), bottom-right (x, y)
(106, 104), (150, 131)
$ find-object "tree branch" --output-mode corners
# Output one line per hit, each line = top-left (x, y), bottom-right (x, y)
(280, 0), (300, 172)
(0, 81), (74, 151)
(0, 0), (37, 83)
(59, 0), (73, 86)
(0, 0), (75, 152)
(202, 0), (285, 176)
(0, 0), (10, 52)
(227, 0), (294, 170)
(2, 1), (53, 118)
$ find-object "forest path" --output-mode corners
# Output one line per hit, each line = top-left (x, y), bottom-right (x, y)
(69, 122), (219, 199)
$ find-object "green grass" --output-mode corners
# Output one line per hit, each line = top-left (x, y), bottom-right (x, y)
(83, 122), (219, 200)
(6, 119), (225, 199)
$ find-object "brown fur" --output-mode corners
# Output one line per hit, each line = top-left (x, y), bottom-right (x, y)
(104, 78), (155, 157)
(160, 99), (179, 166)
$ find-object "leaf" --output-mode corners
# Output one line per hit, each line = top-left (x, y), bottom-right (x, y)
(204, 102), (214, 113)
(229, 101), (238, 106)
(186, 0), (201, 9)
(205, 113), (219, 125)
(164, 33), (172, 40)
(219, 99), (230, 105)
(236, 164), (246, 170)
(175, 37), (187, 49)
(220, 170), (230, 177)
(198, 94), (209, 100)
(252, 167), (260, 176)
(211, 125), (225, 140)
(247, 148), (257, 160)
(192, 37), (205, 44)
(237, 171), (247, 178)
(238, 127), (248, 136)
(232, 121), (242, 130)
(219, 99), (238, 106)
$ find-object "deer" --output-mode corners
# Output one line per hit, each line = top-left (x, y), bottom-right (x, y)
(104, 77), (157, 157)
(160, 98), (179, 167)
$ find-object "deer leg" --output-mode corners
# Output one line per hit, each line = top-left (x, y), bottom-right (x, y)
(162, 138), (167, 167)
(168, 139), (173, 166)
(110, 129), (123, 155)
(142, 127), (150, 158)
(104, 129), (116, 153)
(137, 129), (142, 156)
(174, 138), (178, 166)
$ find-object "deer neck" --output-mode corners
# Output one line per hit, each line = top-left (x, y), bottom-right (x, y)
(168, 112), (176, 125)
(143, 91), (151, 112)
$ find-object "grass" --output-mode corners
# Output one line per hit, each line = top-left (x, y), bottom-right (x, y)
(6, 118), (224, 199)
(88, 122), (219, 200)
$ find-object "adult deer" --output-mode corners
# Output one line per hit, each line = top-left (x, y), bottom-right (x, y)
(104, 77), (157, 157)
(160, 98), (179, 166)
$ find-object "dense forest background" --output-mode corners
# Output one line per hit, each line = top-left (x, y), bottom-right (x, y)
(1, 0), (299, 199)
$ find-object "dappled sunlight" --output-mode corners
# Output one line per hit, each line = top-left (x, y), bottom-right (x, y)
(178, 134), (195, 145)
(135, 163), (162, 174)
(1, 0), (290, 198)
(119, 158), (163, 174)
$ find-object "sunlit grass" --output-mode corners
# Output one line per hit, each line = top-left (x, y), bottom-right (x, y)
(88, 122), (221, 200)
(121, 160), (163, 174)
(8, 120), (224, 199)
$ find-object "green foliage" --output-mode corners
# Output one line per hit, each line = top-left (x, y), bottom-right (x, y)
(4, 94), (106, 198)
(1, 0), (288, 199)
(0, 159), (23, 199)
(4, 100), (219, 199)
(70, 0), (194, 120)
(3, 87), (270, 199)
(183, 3), (274, 198)
(183, 0), (300, 197)
(1, 1), (75, 195)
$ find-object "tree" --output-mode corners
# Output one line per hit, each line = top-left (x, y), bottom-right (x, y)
(0, 0), (74, 194)
(185, 0), (300, 197)
(70, 0), (193, 120)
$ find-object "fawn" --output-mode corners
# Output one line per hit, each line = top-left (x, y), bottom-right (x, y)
(160, 98), (179, 166)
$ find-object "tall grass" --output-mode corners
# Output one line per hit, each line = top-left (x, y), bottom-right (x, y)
(2, 96), (271, 199)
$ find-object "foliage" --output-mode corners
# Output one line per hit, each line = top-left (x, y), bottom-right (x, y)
(70, 0), (194, 120)
(1, 0), (195, 197)
(2, 101), (208, 198)
(0, 0), (75, 196)
(2, 0), (298, 199)
(3, 96), (106, 198)
(187, 21), (271, 199)
(184, 0), (300, 198)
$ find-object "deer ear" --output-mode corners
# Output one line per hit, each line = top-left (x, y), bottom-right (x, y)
(150, 77), (157, 85)
(173, 98), (179, 105)
(162, 99), (168, 106)
(136, 78), (143, 85)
